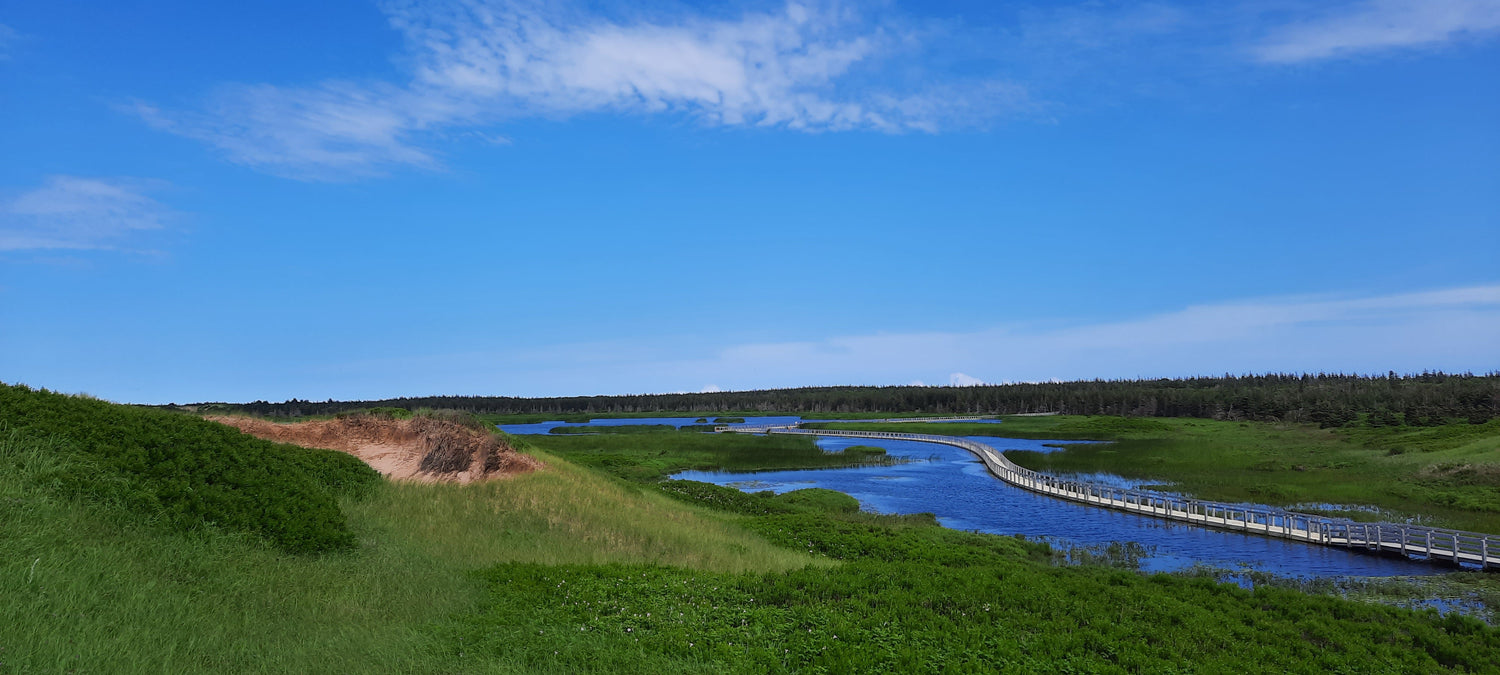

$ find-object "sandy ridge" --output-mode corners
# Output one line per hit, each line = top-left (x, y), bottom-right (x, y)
(207, 414), (540, 483)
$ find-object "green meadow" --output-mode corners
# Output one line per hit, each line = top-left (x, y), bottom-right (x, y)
(4, 387), (1498, 673)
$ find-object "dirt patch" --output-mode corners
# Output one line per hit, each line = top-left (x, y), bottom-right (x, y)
(208, 414), (541, 483)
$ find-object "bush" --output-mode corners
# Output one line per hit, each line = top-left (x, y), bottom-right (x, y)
(0, 384), (379, 553)
(773, 488), (860, 513)
(656, 480), (798, 516)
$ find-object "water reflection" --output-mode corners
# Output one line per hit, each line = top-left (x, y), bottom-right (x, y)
(673, 436), (1448, 578)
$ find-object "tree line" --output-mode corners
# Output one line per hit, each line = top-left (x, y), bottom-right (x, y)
(191, 372), (1498, 426)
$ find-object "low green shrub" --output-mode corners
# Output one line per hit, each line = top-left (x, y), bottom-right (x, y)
(656, 480), (798, 516)
(772, 488), (860, 513)
(0, 384), (379, 553)
(351, 406), (413, 419)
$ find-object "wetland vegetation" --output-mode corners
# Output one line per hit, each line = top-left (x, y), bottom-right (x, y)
(6, 384), (1499, 672)
(521, 429), (902, 483)
(811, 415), (1500, 534)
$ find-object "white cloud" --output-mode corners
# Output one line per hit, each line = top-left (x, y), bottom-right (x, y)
(137, 1), (1026, 180)
(128, 1), (1500, 180)
(130, 82), (445, 181)
(1255, 0), (1500, 63)
(0, 176), (175, 252)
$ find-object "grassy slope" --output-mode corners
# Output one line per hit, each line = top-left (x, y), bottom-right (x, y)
(812, 416), (1500, 533)
(346, 448), (823, 573)
(0, 426), (818, 673)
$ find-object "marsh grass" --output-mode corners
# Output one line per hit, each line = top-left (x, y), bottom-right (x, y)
(547, 424), (678, 435)
(447, 515), (1499, 674)
(522, 430), (900, 483)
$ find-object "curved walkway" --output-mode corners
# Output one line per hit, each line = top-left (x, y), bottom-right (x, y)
(720, 423), (1500, 570)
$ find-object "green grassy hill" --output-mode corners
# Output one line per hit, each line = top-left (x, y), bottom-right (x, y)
(0, 385), (813, 672)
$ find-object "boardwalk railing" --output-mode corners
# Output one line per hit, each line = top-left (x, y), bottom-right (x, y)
(722, 425), (1500, 569)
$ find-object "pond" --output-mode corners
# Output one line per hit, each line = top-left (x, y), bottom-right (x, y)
(672, 435), (1451, 578)
(502, 417), (1451, 578)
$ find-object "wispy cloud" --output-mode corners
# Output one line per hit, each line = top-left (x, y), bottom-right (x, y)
(131, 1), (1500, 180)
(312, 284), (1500, 399)
(130, 84), (440, 181)
(1254, 0), (1500, 63)
(0, 23), (17, 59)
(0, 176), (175, 252)
(135, 1), (1028, 180)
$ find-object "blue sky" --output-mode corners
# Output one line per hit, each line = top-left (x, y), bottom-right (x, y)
(2, 0), (1497, 404)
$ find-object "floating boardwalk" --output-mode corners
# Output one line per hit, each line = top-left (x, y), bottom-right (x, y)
(718, 422), (1500, 570)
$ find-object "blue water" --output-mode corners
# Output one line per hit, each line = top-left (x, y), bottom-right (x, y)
(672, 435), (1450, 578)
(501, 416), (1452, 577)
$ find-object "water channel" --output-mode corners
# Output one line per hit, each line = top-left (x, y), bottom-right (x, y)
(500, 417), (1451, 579)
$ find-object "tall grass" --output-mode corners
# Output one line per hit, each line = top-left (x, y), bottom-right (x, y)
(347, 449), (823, 573)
